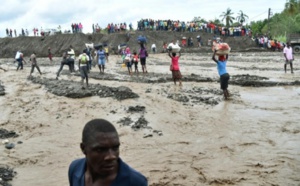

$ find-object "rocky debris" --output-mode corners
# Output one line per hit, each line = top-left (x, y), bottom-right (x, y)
(0, 84), (5, 96)
(131, 116), (149, 130)
(167, 93), (190, 103)
(5, 143), (15, 150)
(127, 105), (146, 113)
(117, 117), (133, 126)
(0, 129), (19, 139)
(29, 76), (139, 100)
(0, 166), (16, 186)
(230, 74), (300, 87)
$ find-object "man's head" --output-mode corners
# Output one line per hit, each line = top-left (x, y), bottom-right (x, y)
(219, 55), (226, 61)
(80, 119), (120, 176)
(172, 53), (176, 57)
(287, 42), (291, 47)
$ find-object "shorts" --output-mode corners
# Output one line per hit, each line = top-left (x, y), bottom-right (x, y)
(285, 60), (293, 65)
(220, 73), (230, 90)
(98, 58), (106, 65)
(126, 61), (132, 68)
(172, 70), (182, 80)
(140, 57), (146, 65)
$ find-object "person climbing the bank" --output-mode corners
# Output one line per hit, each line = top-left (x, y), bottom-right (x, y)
(68, 118), (148, 186)
(29, 52), (42, 77)
(283, 42), (294, 74)
(15, 51), (27, 71)
(78, 49), (90, 88)
(168, 51), (182, 86)
(212, 51), (230, 100)
(138, 43), (148, 73)
(97, 46), (107, 74)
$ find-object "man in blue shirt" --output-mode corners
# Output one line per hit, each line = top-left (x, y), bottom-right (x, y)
(212, 51), (230, 100)
(68, 119), (148, 186)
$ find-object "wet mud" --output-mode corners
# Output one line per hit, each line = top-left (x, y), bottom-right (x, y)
(0, 83), (5, 96)
(28, 76), (139, 100)
(0, 166), (16, 186)
(0, 129), (19, 139)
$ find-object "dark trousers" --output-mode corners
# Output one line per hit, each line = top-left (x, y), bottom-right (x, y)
(68, 58), (75, 72)
(57, 60), (71, 77)
(30, 64), (42, 74)
(16, 60), (23, 70)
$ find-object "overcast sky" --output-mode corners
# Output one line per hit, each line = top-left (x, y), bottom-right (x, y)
(0, 0), (286, 37)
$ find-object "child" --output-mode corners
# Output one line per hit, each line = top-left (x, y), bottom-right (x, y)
(168, 52), (182, 86)
(212, 51), (230, 99)
(125, 47), (132, 75)
(132, 51), (139, 74)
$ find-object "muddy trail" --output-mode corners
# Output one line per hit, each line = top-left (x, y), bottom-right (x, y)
(0, 52), (300, 186)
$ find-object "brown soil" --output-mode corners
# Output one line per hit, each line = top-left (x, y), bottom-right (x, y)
(0, 31), (258, 58)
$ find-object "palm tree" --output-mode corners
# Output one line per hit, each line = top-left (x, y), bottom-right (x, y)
(236, 10), (249, 25)
(284, 0), (299, 15)
(220, 8), (235, 27)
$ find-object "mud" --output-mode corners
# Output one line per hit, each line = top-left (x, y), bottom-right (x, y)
(29, 76), (139, 100)
(0, 52), (300, 186)
(0, 129), (19, 139)
(0, 166), (16, 186)
(0, 83), (5, 96)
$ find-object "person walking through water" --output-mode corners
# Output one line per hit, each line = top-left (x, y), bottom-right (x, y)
(138, 43), (148, 73)
(56, 50), (71, 79)
(212, 51), (230, 100)
(48, 47), (53, 64)
(78, 49), (90, 88)
(283, 42), (294, 73)
(29, 52), (42, 77)
(168, 51), (182, 86)
(15, 51), (27, 71)
(97, 46), (107, 74)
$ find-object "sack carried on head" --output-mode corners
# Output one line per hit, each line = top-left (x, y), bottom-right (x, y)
(212, 43), (231, 56)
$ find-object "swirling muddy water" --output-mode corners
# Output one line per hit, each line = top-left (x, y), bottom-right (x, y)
(0, 52), (299, 185)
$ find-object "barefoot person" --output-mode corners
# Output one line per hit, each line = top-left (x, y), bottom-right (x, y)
(138, 43), (148, 73)
(56, 50), (71, 79)
(283, 42), (294, 73)
(29, 52), (42, 77)
(78, 49), (90, 88)
(212, 51), (230, 100)
(15, 51), (27, 71)
(168, 52), (182, 86)
(68, 119), (148, 186)
(97, 46), (107, 74)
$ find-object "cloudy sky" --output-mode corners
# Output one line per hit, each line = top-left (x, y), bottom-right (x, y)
(0, 0), (286, 37)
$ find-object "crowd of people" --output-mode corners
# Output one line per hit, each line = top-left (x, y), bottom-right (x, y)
(136, 19), (252, 37)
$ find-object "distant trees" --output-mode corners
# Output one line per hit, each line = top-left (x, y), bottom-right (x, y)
(236, 10), (249, 25)
(220, 8), (235, 27)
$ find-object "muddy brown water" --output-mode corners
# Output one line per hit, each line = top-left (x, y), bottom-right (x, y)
(0, 52), (299, 185)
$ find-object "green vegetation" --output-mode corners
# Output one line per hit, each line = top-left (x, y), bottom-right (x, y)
(250, 0), (300, 39)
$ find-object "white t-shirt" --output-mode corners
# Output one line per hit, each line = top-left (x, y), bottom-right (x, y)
(283, 47), (293, 60)
(151, 44), (156, 49)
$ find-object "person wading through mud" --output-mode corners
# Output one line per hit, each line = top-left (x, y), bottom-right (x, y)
(97, 46), (107, 74)
(78, 49), (90, 88)
(212, 51), (230, 100)
(138, 43), (148, 73)
(283, 42), (294, 74)
(68, 45), (76, 73)
(15, 51), (27, 71)
(68, 119), (148, 186)
(48, 47), (53, 64)
(29, 52), (42, 77)
(168, 51), (182, 86)
(56, 50), (71, 79)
